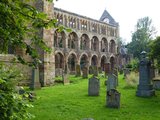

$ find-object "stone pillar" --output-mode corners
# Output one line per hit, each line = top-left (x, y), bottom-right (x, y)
(36, 0), (55, 86)
(136, 51), (155, 97)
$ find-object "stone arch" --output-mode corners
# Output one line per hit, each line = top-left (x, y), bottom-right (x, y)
(68, 32), (78, 49)
(54, 29), (66, 48)
(101, 37), (108, 52)
(80, 34), (90, 50)
(67, 53), (77, 73)
(91, 36), (99, 52)
(91, 55), (98, 67)
(101, 55), (107, 71)
(80, 53), (89, 70)
(110, 56), (115, 71)
(110, 39), (116, 53)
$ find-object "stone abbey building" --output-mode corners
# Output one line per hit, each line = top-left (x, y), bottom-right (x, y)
(0, 1), (120, 86)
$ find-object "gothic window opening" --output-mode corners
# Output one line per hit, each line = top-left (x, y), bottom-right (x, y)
(101, 56), (107, 71)
(110, 40), (116, 53)
(91, 36), (99, 51)
(91, 55), (98, 67)
(68, 54), (77, 72)
(68, 32), (78, 49)
(54, 30), (66, 48)
(55, 53), (64, 69)
(80, 54), (88, 70)
(101, 38), (108, 52)
(80, 34), (89, 50)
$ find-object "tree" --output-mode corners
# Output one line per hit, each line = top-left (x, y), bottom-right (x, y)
(126, 17), (156, 59)
(0, 0), (69, 67)
(149, 36), (160, 71)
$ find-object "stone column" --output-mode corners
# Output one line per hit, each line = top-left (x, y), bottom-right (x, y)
(136, 51), (155, 97)
(36, 0), (55, 86)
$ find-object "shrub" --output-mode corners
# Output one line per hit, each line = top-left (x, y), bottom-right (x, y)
(0, 63), (34, 120)
(124, 72), (139, 89)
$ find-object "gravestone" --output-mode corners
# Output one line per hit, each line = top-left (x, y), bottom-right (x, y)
(153, 78), (160, 90)
(76, 64), (81, 77)
(107, 74), (117, 91)
(106, 89), (120, 108)
(136, 51), (155, 97)
(113, 68), (118, 86)
(88, 76), (100, 96)
(30, 68), (41, 90)
(89, 66), (93, 74)
(93, 66), (98, 76)
(63, 64), (70, 85)
(82, 66), (88, 78)
(105, 62), (111, 77)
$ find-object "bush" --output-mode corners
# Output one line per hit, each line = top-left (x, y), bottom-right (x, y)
(0, 63), (34, 120)
(124, 72), (139, 89)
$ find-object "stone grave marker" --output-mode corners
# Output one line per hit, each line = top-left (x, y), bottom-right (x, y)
(106, 89), (120, 108)
(93, 66), (98, 76)
(82, 66), (88, 78)
(88, 76), (100, 96)
(105, 62), (111, 77)
(136, 51), (155, 97)
(76, 64), (81, 77)
(63, 64), (70, 85)
(30, 68), (41, 90)
(107, 74), (117, 91)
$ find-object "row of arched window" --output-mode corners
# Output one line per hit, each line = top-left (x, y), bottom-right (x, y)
(54, 30), (116, 53)
(54, 9), (118, 37)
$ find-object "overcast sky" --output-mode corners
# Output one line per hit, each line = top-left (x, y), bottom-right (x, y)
(54, 0), (160, 43)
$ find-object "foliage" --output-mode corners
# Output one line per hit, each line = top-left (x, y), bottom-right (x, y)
(124, 72), (139, 89)
(0, 0), (71, 67)
(149, 36), (160, 71)
(125, 58), (139, 72)
(0, 63), (34, 120)
(126, 17), (156, 59)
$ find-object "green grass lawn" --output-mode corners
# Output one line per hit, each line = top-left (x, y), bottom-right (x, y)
(28, 74), (160, 120)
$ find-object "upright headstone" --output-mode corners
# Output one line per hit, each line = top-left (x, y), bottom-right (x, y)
(113, 68), (118, 86)
(106, 89), (120, 108)
(105, 62), (111, 77)
(106, 73), (120, 108)
(82, 66), (88, 78)
(30, 68), (41, 90)
(93, 66), (98, 76)
(63, 64), (70, 85)
(107, 74), (117, 91)
(76, 64), (81, 77)
(136, 51), (155, 97)
(88, 76), (100, 96)
(89, 66), (93, 74)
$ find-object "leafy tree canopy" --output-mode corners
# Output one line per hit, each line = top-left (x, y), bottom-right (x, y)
(126, 16), (156, 59)
(0, 0), (69, 67)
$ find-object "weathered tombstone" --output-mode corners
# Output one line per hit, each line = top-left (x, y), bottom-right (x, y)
(107, 74), (117, 91)
(106, 89), (120, 108)
(30, 68), (41, 90)
(105, 62), (111, 77)
(88, 76), (100, 96)
(106, 73), (120, 108)
(153, 78), (160, 90)
(113, 68), (118, 86)
(93, 66), (98, 76)
(82, 66), (88, 78)
(63, 64), (70, 85)
(75, 64), (81, 77)
(89, 66), (93, 74)
(136, 51), (155, 97)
